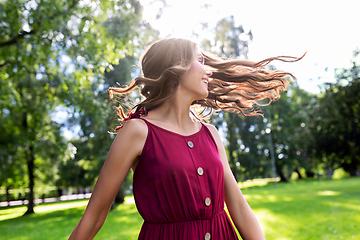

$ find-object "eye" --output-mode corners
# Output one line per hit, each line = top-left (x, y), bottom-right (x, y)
(198, 56), (204, 64)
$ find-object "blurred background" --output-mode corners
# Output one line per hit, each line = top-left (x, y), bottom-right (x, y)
(0, 0), (359, 239)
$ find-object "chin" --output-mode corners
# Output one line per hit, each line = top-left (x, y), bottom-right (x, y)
(196, 91), (209, 100)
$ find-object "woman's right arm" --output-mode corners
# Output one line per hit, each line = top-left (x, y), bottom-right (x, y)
(68, 119), (148, 240)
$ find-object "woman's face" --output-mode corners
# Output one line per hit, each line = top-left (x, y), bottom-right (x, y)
(178, 48), (212, 100)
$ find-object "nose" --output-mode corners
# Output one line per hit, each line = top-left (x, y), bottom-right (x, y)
(205, 69), (212, 77)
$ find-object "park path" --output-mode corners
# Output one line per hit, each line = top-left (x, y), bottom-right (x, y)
(0, 193), (135, 207)
(0, 193), (92, 207)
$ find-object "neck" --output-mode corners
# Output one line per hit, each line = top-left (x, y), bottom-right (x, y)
(146, 93), (197, 130)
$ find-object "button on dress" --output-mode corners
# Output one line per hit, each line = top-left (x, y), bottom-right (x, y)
(133, 119), (239, 239)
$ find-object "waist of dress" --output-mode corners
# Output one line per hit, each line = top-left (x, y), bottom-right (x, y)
(144, 209), (227, 225)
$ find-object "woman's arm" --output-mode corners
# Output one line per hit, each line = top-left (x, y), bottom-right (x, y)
(206, 124), (265, 240)
(68, 119), (148, 240)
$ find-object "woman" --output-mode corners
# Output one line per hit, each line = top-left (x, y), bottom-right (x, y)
(69, 38), (303, 240)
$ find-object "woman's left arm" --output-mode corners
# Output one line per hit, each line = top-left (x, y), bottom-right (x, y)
(206, 124), (265, 240)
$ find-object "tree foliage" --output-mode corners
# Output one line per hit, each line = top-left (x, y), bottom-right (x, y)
(0, 0), (158, 214)
(308, 54), (360, 176)
(265, 85), (316, 181)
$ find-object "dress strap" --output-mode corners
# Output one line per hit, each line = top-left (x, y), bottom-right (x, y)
(200, 123), (219, 151)
(114, 109), (148, 130)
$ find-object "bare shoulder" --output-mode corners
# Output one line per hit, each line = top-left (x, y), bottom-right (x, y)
(112, 118), (148, 153)
(203, 123), (228, 164)
(203, 123), (219, 136)
(203, 123), (222, 144)
(203, 122), (216, 129)
(120, 118), (148, 136)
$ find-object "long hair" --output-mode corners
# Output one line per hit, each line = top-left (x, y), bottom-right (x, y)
(109, 38), (304, 122)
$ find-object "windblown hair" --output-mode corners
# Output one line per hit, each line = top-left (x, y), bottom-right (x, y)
(109, 38), (304, 121)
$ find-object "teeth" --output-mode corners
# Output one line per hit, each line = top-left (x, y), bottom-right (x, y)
(202, 79), (208, 84)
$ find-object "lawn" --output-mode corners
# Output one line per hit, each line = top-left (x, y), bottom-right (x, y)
(0, 178), (359, 240)
(240, 178), (360, 240)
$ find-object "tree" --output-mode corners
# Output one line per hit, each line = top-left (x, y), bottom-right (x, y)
(201, 15), (252, 59)
(56, 55), (146, 192)
(0, 0), (157, 214)
(265, 84), (315, 181)
(308, 52), (360, 176)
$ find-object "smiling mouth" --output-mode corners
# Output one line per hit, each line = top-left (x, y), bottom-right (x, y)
(202, 79), (209, 85)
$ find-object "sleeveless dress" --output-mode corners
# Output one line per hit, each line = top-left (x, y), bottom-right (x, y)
(133, 119), (239, 240)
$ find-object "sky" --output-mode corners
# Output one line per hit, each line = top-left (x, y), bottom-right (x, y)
(140, 0), (360, 93)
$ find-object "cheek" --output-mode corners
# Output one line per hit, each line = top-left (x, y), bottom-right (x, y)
(179, 61), (204, 84)
(193, 62), (205, 72)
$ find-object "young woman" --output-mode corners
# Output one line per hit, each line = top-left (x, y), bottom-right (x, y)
(69, 38), (303, 240)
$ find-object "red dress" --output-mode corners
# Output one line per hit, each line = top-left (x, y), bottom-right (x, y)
(133, 119), (239, 239)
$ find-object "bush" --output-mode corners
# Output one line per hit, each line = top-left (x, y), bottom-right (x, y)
(332, 168), (350, 179)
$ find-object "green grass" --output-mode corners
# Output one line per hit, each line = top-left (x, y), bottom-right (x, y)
(0, 178), (359, 240)
(242, 178), (360, 240)
(0, 198), (143, 240)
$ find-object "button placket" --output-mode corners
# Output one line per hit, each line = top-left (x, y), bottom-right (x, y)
(197, 167), (204, 176)
(205, 232), (211, 240)
(185, 137), (211, 214)
(204, 197), (211, 206)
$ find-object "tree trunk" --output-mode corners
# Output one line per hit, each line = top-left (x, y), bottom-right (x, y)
(305, 170), (315, 178)
(57, 187), (62, 200)
(24, 144), (35, 215)
(6, 186), (10, 202)
(295, 168), (303, 179)
(278, 169), (288, 182)
(227, 114), (239, 182)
